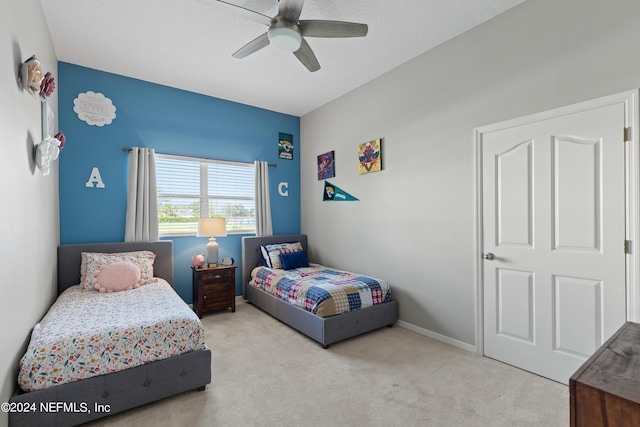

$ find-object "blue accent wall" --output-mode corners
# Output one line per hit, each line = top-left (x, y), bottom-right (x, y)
(58, 62), (300, 301)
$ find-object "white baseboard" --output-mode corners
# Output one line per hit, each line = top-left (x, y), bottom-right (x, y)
(396, 320), (478, 354)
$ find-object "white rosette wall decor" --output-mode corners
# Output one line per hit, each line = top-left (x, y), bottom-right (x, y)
(18, 55), (45, 99)
(73, 91), (117, 126)
(35, 132), (66, 176)
(35, 137), (60, 176)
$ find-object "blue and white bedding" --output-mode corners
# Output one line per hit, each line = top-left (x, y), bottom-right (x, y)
(250, 264), (392, 317)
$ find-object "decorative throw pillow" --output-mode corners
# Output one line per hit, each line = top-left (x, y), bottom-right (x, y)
(262, 242), (303, 269)
(80, 251), (156, 290)
(93, 261), (144, 292)
(259, 245), (271, 267)
(280, 250), (309, 270)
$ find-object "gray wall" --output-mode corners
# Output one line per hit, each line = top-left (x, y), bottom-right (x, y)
(300, 0), (640, 348)
(1, 2), (59, 426)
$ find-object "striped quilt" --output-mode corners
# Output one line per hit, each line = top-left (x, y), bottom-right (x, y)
(250, 264), (392, 317)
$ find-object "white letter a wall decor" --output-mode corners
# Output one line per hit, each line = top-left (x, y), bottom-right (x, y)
(85, 167), (106, 188)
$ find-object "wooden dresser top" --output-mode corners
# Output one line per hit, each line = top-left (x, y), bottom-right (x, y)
(570, 322), (640, 403)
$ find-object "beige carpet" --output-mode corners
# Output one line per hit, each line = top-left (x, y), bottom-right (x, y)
(89, 299), (569, 427)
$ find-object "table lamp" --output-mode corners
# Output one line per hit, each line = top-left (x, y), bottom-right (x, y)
(197, 218), (227, 267)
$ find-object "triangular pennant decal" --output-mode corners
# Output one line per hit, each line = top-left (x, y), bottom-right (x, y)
(323, 181), (359, 201)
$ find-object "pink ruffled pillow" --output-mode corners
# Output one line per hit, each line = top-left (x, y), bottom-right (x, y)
(93, 261), (144, 293)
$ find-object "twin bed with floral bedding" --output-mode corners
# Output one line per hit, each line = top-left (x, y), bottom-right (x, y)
(10, 241), (211, 427)
(19, 280), (205, 392)
(242, 234), (398, 348)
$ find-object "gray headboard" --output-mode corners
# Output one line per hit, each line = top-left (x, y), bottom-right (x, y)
(241, 234), (308, 298)
(57, 241), (174, 295)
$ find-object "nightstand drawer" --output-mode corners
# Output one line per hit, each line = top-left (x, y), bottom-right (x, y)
(201, 282), (231, 295)
(201, 269), (233, 284)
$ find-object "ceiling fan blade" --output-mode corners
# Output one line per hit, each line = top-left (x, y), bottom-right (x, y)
(299, 20), (368, 38)
(294, 38), (320, 72)
(278, 0), (305, 23)
(232, 32), (270, 59)
(199, 0), (274, 26)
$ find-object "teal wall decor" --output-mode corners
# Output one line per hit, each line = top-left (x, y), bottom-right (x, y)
(323, 181), (358, 201)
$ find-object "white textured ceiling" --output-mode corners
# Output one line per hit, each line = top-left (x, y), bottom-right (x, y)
(39, 0), (526, 116)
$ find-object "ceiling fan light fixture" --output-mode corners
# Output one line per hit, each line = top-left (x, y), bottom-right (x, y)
(215, 1), (368, 72)
(268, 26), (302, 53)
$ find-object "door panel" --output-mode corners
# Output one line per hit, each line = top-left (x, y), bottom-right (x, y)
(553, 136), (601, 251)
(497, 268), (534, 343)
(497, 140), (534, 247)
(553, 275), (601, 358)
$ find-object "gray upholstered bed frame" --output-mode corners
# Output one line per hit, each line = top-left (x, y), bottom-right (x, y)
(242, 234), (398, 348)
(9, 241), (211, 427)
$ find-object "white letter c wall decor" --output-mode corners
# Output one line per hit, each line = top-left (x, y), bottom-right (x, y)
(278, 182), (289, 197)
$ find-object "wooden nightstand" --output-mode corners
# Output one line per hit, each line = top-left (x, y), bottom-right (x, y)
(192, 265), (237, 318)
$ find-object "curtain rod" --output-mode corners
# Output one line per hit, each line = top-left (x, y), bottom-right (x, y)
(121, 146), (277, 167)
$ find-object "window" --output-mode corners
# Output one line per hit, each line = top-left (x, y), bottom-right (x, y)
(156, 154), (255, 236)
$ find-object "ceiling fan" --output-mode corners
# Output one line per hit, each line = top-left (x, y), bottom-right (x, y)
(201, 0), (368, 72)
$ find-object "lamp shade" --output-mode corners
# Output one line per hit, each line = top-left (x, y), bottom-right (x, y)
(197, 218), (227, 237)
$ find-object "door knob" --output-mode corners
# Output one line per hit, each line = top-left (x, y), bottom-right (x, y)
(483, 253), (495, 260)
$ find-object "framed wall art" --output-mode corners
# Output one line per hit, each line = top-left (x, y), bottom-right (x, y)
(278, 132), (293, 160)
(358, 138), (382, 175)
(317, 150), (335, 180)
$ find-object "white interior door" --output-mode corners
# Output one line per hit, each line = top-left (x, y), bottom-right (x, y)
(481, 101), (627, 384)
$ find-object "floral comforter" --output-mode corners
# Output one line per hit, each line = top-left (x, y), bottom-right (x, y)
(18, 280), (206, 392)
(250, 264), (392, 317)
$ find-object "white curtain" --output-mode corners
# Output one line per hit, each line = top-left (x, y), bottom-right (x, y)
(125, 148), (159, 242)
(254, 160), (273, 236)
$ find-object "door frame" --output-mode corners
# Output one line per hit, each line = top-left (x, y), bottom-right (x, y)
(473, 89), (640, 355)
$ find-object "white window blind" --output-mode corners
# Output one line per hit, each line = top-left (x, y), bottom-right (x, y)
(156, 153), (255, 236)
